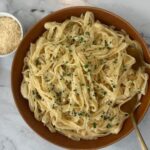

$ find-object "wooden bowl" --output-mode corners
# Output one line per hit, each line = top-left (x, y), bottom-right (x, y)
(11, 6), (150, 149)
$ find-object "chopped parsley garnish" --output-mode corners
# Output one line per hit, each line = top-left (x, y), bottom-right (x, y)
(137, 88), (141, 94)
(76, 92), (79, 96)
(112, 84), (116, 88)
(87, 69), (91, 72)
(101, 113), (112, 121)
(66, 73), (71, 76)
(113, 103), (119, 108)
(88, 22), (91, 25)
(52, 104), (56, 109)
(107, 100), (112, 105)
(113, 59), (118, 64)
(72, 111), (77, 116)
(84, 64), (89, 68)
(87, 86), (90, 92)
(103, 115), (109, 120)
(79, 37), (84, 43)
(116, 123), (119, 126)
(73, 89), (77, 92)
(106, 123), (112, 128)
(77, 112), (89, 117)
(78, 112), (85, 116)
(35, 58), (41, 66)
(32, 90), (41, 100)
(55, 56), (58, 59)
(56, 92), (62, 97)
(85, 32), (90, 35)
(102, 91), (107, 96)
(104, 91), (107, 95)
(109, 116), (115, 121)
(93, 122), (97, 128)
(122, 64), (127, 71)
(124, 68), (127, 71)
(107, 47), (111, 50)
(105, 40), (111, 49)
(55, 98), (61, 104)
(99, 59), (106, 64)
(105, 40), (108, 46)
(93, 40), (96, 44)
(44, 76), (50, 82)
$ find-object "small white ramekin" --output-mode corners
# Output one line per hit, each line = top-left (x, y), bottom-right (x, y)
(0, 12), (23, 58)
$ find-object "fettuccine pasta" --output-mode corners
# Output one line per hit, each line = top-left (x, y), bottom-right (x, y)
(21, 11), (149, 140)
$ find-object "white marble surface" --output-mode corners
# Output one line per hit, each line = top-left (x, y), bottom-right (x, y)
(0, 0), (150, 150)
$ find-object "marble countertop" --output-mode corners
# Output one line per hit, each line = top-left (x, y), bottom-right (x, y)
(0, 0), (150, 150)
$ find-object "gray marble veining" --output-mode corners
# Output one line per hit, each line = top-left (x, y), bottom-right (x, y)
(0, 0), (150, 150)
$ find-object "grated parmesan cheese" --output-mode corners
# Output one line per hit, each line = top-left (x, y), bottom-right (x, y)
(0, 16), (21, 55)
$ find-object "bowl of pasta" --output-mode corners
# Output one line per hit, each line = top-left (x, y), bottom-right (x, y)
(11, 6), (150, 149)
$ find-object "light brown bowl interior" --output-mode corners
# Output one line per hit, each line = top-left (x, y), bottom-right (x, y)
(11, 6), (150, 149)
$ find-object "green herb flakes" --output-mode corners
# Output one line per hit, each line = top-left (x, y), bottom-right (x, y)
(99, 59), (106, 64)
(84, 64), (89, 68)
(87, 86), (90, 92)
(32, 90), (41, 100)
(112, 84), (116, 88)
(79, 37), (84, 43)
(106, 123), (112, 128)
(81, 83), (85, 86)
(85, 32), (90, 35)
(102, 91), (107, 96)
(113, 59), (118, 64)
(35, 58), (41, 66)
(78, 112), (84, 116)
(93, 122), (97, 128)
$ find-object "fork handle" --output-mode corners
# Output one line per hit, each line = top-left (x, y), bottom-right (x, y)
(131, 113), (148, 150)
